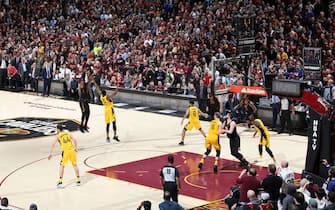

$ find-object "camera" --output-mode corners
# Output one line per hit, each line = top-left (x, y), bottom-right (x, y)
(137, 200), (151, 210)
(305, 175), (314, 183)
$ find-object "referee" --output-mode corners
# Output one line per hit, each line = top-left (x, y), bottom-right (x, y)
(160, 155), (181, 203)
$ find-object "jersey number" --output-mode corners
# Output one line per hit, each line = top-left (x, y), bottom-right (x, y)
(211, 123), (215, 130)
(62, 135), (71, 144)
(192, 110), (196, 117)
(166, 168), (171, 174)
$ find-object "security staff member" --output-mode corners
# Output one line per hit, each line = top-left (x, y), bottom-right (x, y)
(271, 94), (280, 130)
(323, 79), (335, 105)
(0, 54), (8, 88)
(160, 155), (181, 203)
(279, 97), (295, 135)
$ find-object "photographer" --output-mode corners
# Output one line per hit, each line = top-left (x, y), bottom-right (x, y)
(136, 200), (151, 210)
(0, 197), (12, 210)
(159, 191), (184, 210)
(321, 159), (335, 192)
(224, 185), (240, 210)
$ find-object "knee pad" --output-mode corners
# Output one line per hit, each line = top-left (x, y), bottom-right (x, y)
(216, 150), (221, 157)
(205, 149), (211, 156)
(265, 147), (271, 153)
(258, 144), (263, 151)
(112, 121), (117, 131)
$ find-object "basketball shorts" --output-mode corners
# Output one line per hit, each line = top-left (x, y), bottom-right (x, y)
(260, 135), (270, 147)
(105, 109), (116, 124)
(205, 135), (221, 151)
(60, 149), (77, 166)
(184, 121), (201, 131)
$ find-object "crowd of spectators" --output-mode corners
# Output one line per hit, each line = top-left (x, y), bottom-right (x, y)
(1, 0), (225, 97)
(0, 0), (333, 100)
(251, 0), (334, 86)
(136, 160), (335, 210)
(0, 1), (334, 208)
(222, 160), (335, 210)
(0, 0), (333, 126)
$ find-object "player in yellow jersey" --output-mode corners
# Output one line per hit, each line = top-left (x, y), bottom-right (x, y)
(179, 100), (208, 145)
(198, 112), (225, 173)
(92, 79), (120, 142)
(48, 124), (80, 188)
(250, 116), (276, 163)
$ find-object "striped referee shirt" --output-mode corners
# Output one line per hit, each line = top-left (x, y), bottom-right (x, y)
(160, 165), (179, 183)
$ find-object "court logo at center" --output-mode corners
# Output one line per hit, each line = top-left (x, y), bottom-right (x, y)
(0, 118), (80, 141)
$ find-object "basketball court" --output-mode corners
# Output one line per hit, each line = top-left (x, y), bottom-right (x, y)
(0, 91), (307, 210)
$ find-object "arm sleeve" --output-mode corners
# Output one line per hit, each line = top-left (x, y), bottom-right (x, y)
(282, 198), (288, 210)
(175, 168), (180, 177)
(236, 176), (244, 184)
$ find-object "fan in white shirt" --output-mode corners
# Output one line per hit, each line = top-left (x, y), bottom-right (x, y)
(58, 65), (72, 80)
(278, 160), (295, 184)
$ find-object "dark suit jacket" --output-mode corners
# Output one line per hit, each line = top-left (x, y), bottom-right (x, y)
(18, 62), (31, 76)
(0, 59), (8, 69)
(42, 67), (53, 80)
(196, 85), (208, 100)
(31, 67), (40, 79)
(7, 57), (20, 69)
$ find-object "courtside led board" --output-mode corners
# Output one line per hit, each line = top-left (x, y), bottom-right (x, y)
(272, 80), (305, 97)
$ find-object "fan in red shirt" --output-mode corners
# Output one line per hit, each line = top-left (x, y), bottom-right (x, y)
(7, 63), (21, 89)
(203, 70), (211, 87)
(236, 168), (261, 203)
